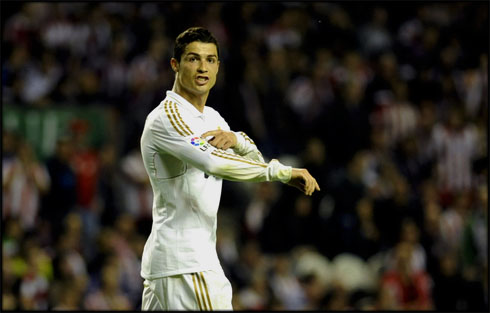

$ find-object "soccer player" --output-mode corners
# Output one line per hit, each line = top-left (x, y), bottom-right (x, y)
(140, 26), (320, 310)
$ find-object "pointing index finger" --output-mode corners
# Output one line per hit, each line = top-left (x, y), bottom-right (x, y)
(201, 130), (220, 138)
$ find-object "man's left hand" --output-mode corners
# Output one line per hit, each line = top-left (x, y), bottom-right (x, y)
(201, 130), (237, 150)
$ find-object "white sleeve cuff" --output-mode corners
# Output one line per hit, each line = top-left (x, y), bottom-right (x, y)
(266, 159), (292, 183)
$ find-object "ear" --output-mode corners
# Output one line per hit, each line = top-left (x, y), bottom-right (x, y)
(170, 58), (179, 72)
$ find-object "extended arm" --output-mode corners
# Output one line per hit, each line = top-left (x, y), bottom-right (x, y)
(200, 129), (319, 195)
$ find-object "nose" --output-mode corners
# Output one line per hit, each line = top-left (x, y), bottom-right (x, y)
(197, 61), (207, 73)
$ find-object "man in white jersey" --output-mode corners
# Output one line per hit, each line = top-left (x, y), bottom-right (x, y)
(140, 27), (320, 310)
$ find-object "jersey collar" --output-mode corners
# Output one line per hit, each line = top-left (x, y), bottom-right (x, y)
(166, 91), (204, 117)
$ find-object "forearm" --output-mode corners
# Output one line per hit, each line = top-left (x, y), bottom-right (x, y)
(176, 143), (290, 183)
(205, 151), (291, 183)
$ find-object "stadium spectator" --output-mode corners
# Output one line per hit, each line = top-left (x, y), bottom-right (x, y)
(2, 139), (50, 231)
(119, 146), (153, 219)
(97, 143), (125, 226)
(269, 254), (308, 309)
(83, 260), (131, 310)
(241, 182), (280, 241)
(40, 136), (77, 241)
(234, 267), (272, 310)
(379, 241), (434, 310)
(430, 105), (480, 200)
(18, 238), (52, 310)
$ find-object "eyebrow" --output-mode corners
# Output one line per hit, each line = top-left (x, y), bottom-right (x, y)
(186, 52), (218, 58)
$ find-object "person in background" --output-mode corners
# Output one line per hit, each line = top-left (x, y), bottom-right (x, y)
(40, 136), (77, 242)
(3, 137), (50, 232)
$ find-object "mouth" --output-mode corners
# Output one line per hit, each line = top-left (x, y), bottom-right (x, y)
(195, 75), (209, 85)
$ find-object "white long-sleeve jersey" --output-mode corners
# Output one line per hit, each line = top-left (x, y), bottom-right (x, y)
(140, 91), (292, 279)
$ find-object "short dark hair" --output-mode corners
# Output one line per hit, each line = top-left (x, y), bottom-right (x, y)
(173, 27), (219, 62)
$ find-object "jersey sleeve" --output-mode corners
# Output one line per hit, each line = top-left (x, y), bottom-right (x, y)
(232, 131), (265, 163)
(146, 101), (291, 183)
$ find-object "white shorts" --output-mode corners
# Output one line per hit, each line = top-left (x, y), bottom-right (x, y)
(141, 269), (233, 310)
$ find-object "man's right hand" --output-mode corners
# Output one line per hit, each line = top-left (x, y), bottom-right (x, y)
(287, 168), (320, 196)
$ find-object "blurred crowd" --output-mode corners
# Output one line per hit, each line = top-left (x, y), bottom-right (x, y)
(2, 2), (488, 311)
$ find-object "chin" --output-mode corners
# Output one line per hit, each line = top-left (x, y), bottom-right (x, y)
(195, 85), (212, 93)
(188, 88), (209, 97)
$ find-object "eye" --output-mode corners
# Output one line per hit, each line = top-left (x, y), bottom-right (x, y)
(188, 56), (197, 62)
(207, 58), (216, 64)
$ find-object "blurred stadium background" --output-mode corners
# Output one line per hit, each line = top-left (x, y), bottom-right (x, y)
(2, 2), (488, 311)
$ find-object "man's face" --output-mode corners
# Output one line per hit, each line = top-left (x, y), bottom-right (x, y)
(172, 41), (219, 98)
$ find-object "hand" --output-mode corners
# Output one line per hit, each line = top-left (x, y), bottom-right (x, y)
(201, 129), (237, 150)
(287, 168), (321, 196)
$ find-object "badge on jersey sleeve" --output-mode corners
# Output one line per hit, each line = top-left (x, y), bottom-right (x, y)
(190, 136), (210, 152)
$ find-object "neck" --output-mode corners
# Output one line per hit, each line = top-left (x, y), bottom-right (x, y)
(172, 82), (208, 113)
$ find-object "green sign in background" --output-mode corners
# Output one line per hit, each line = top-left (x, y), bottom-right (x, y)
(3, 105), (111, 160)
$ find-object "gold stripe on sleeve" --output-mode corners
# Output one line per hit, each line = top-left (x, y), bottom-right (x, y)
(164, 101), (186, 137)
(211, 150), (267, 168)
(211, 150), (266, 167)
(214, 149), (266, 166)
(199, 272), (213, 311)
(169, 101), (192, 136)
(192, 273), (204, 311)
(196, 272), (208, 310)
(172, 102), (194, 135)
